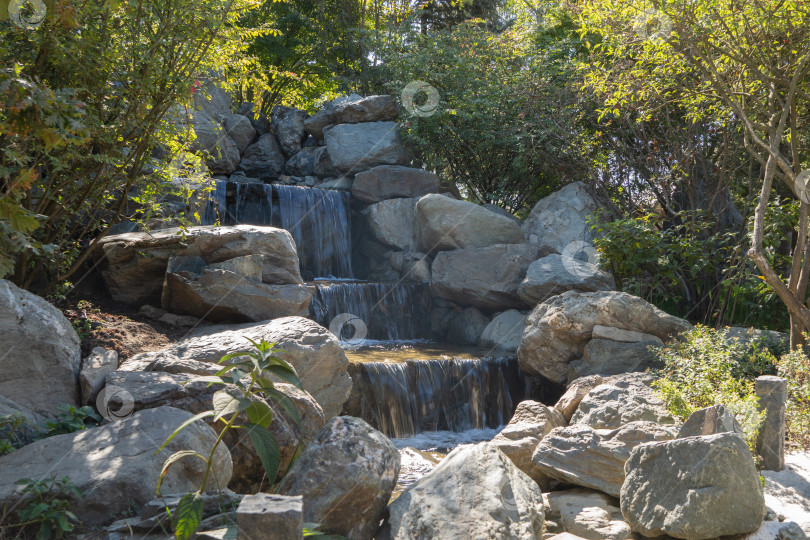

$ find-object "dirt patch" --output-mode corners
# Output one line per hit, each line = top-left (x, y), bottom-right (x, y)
(59, 293), (192, 360)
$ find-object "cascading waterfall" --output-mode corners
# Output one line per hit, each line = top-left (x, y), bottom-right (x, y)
(310, 282), (431, 341)
(357, 356), (525, 438)
(201, 181), (352, 278)
(275, 185), (352, 278)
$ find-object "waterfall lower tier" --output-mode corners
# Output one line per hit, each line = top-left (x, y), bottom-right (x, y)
(351, 356), (525, 439)
(202, 181), (352, 278)
(309, 282), (432, 342)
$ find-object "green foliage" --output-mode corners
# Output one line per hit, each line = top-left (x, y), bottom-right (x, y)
(652, 326), (772, 449)
(0, 414), (31, 455)
(1, 0), (257, 289)
(157, 339), (303, 540)
(378, 20), (587, 213)
(775, 347), (810, 450)
(36, 405), (102, 439)
(591, 207), (790, 330)
(1, 477), (81, 540)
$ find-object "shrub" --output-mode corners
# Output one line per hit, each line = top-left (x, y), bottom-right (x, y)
(652, 325), (773, 449)
(0, 476), (81, 540)
(775, 348), (810, 450)
(36, 405), (101, 439)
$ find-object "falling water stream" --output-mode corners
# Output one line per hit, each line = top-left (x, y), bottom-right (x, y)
(203, 180), (529, 495)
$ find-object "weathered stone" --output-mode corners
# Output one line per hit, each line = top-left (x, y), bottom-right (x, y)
(0, 407), (232, 527)
(724, 326), (789, 349)
(164, 269), (313, 322)
(166, 254), (206, 275)
(445, 307), (490, 345)
(592, 324), (663, 344)
(568, 339), (660, 381)
(757, 375), (788, 471)
(237, 101), (272, 134)
(621, 433), (767, 538)
(0, 396), (44, 447)
(518, 290), (692, 384)
(570, 375), (676, 429)
(478, 310), (527, 352)
(522, 182), (600, 254)
(95, 225), (303, 305)
(311, 146), (339, 177)
(415, 194), (526, 252)
(518, 254), (615, 306)
(239, 133), (286, 180)
(272, 106), (308, 157)
(365, 197), (417, 251)
(223, 113), (257, 154)
(0, 279), (81, 416)
(532, 421), (677, 496)
(285, 147), (317, 177)
(400, 254), (431, 283)
(491, 400), (567, 488)
(304, 95), (399, 139)
(385, 443), (545, 540)
(732, 521), (808, 540)
(148, 317), (352, 418)
(318, 176), (353, 190)
(278, 417), (399, 540)
(761, 453), (810, 534)
(323, 122), (408, 173)
(432, 243), (547, 310)
(544, 489), (632, 540)
(352, 165), (440, 203)
(193, 79), (231, 119)
(678, 404), (744, 438)
(190, 110), (241, 174)
(80, 348), (119, 405)
(237, 494), (303, 540)
(554, 375), (605, 423)
(205, 254), (263, 281)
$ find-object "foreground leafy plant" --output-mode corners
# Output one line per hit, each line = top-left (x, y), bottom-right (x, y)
(36, 405), (102, 439)
(652, 326), (771, 450)
(156, 339), (302, 540)
(0, 477), (81, 540)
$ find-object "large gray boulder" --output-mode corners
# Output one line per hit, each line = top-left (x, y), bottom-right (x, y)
(94, 225), (303, 305)
(323, 121), (408, 174)
(106, 370), (325, 493)
(478, 310), (528, 352)
(445, 307), (490, 345)
(432, 243), (547, 310)
(237, 494), (303, 540)
(543, 489), (632, 540)
(518, 291), (692, 384)
(285, 147), (317, 177)
(0, 407), (232, 527)
(163, 268), (314, 322)
(190, 110), (241, 174)
(222, 113), (257, 154)
(570, 374), (676, 429)
(0, 280), (81, 416)
(491, 400), (567, 488)
(532, 421), (677, 497)
(79, 347), (119, 405)
(620, 433), (767, 538)
(126, 317), (352, 418)
(364, 197), (418, 251)
(304, 95), (399, 139)
(385, 443), (545, 539)
(278, 417), (400, 540)
(352, 165), (440, 203)
(518, 254), (615, 306)
(568, 339), (661, 381)
(193, 79), (232, 119)
(553, 375), (605, 423)
(272, 106), (308, 157)
(522, 182), (600, 253)
(239, 133), (286, 180)
(415, 194), (525, 252)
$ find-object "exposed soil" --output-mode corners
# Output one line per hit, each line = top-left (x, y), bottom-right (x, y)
(58, 290), (188, 360)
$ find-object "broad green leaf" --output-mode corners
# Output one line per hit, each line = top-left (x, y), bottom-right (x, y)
(213, 390), (250, 422)
(245, 423), (280, 481)
(244, 400), (274, 428)
(173, 492), (204, 540)
(264, 365), (303, 388)
(265, 386), (301, 426)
